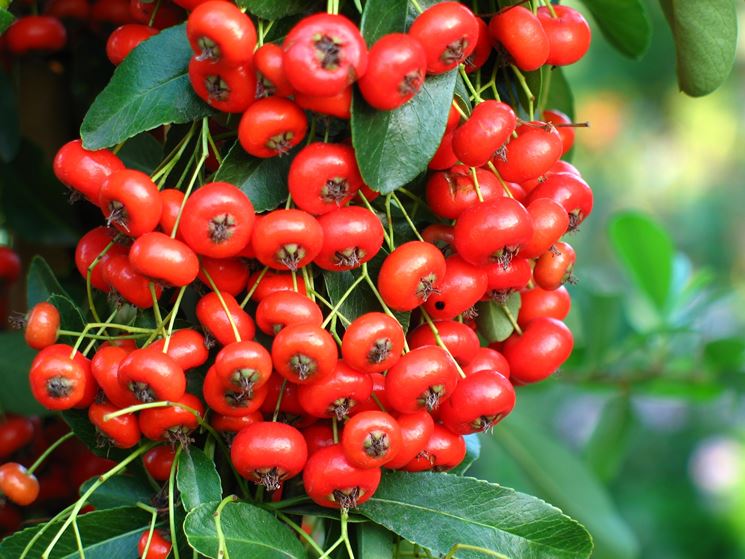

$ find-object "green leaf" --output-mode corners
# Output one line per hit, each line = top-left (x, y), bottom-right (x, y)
(454, 74), (473, 112)
(0, 506), (152, 559)
(117, 133), (164, 174)
(449, 434), (480, 476)
(80, 475), (154, 510)
(237, 0), (316, 20)
(0, 71), (19, 162)
(48, 294), (86, 335)
(352, 0), (457, 193)
(0, 8), (13, 34)
(658, 0), (737, 96)
(492, 413), (638, 559)
(476, 292), (521, 343)
(545, 67), (575, 121)
(184, 501), (308, 559)
(0, 331), (48, 416)
(27, 255), (73, 306)
(583, 394), (633, 482)
(62, 409), (131, 461)
(608, 211), (675, 312)
(703, 337), (745, 372)
(578, 0), (651, 59)
(80, 24), (211, 150)
(177, 447), (222, 512)
(356, 523), (394, 559)
(359, 471), (592, 559)
(212, 142), (290, 212)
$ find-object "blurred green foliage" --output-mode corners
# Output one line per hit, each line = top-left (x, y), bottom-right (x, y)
(470, 2), (745, 558)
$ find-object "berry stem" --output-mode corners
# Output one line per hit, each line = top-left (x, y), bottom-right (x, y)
(321, 272), (366, 328)
(136, 503), (159, 559)
(169, 118), (210, 239)
(389, 192), (424, 242)
(151, 120), (198, 185)
(301, 266), (315, 302)
(20, 503), (78, 559)
(168, 446), (182, 559)
(147, 0), (162, 27)
(444, 544), (508, 559)
(470, 167), (484, 202)
(332, 416), (339, 444)
(71, 517), (84, 558)
(162, 285), (187, 353)
(26, 431), (75, 475)
(149, 282), (166, 337)
(85, 239), (116, 324)
(510, 65), (535, 120)
(540, 0), (556, 17)
(371, 393), (387, 412)
(409, 0), (423, 14)
(240, 266), (269, 308)
(312, 291), (352, 326)
(361, 264), (410, 352)
(451, 100), (469, 120)
(341, 508), (356, 559)
(201, 266), (242, 343)
(276, 512), (325, 556)
(458, 65), (482, 103)
(41, 443), (156, 559)
(486, 161), (515, 198)
(500, 303), (523, 335)
(214, 495), (238, 559)
(272, 379), (287, 422)
(420, 308), (467, 379)
(356, 192), (393, 251)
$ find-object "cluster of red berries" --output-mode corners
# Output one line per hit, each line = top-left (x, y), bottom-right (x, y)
(6, 3), (594, 551)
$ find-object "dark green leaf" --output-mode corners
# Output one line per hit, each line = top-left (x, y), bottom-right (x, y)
(658, 0), (737, 96)
(0, 332), (48, 416)
(360, 0), (407, 44)
(27, 255), (73, 306)
(80, 24), (211, 150)
(0, 506), (152, 559)
(0, 8), (13, 34)
(578, 0), (651, 59)
(80, 475), (154, 510)
(0, 71), (19, 162)
(544, 67), (575, 121)
(117, 133), (164, 174)
(276, 504), (366, 523)
(184, 501), (308, 559)
(212, 142), (290, 212)
(48, 294), (86, 336)
(359, 471), (592, 559)
(237, 0), (316, 20)
(356, 523), (394, 559)
(493, 413), (638, 559)
(352, 71), (457, 193)
(583, 394), (633, 482)
(62, 409), (131, 461)
(177, 447), (222, 512)
(576, 290), (625, 370)
(449, 434), (481, 476)
(476, 292), (521, 343)
(1, 142), (80, 245)
(608, 211), (674, 312)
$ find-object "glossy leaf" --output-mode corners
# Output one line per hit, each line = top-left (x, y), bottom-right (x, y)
(80, 475), (154, 510)
(177, 447), (222, 512)
(608, 211), (674, 312)
(545, 67), (575, 121)
(0, 71), (19, 162)
(658, 0), (737, 96)
(0, 506), (152, 558)
(27, 255), (73, 306)
(117, 133), (164, 174)
(212, 142), (291, 212)
(356, 523), (395, 559)
(359, 471), (593, 559)
(49, 294), (86, 337)
(81, 24), (211, 150)
(0, 332), (47, 416)
(492, 412), (639, 559)
(236, 0), (316, 20)
(476, 292), (521, 343)
(184, 500), (308, 559)
(353, 0), (457, 193)
(578, 0), (651, 59)
(583, 394), (633, 482)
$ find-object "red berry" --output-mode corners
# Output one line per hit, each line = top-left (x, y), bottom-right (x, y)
(409, 2), (478, 74)
(303, 444), (381, 509)
(187, 0), (256, 65)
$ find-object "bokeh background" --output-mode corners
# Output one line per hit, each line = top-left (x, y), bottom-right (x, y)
(472, 2), (745, 558)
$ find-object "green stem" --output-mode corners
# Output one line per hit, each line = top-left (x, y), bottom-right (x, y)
(458, 65), (481, 103)
(500, 304), (523, 335)
(510, 64), (535, 120)
(321, 273), (366, 328)
(470, 167), (484, 202)
(169, 446), (182, 559)
(341, 509), (355, 559)
(420, 309), (466, 378)
(41, 444), (155, 558)
(85, 240), (116, 323)
(170, 118), (210, 238)
(486, 161), (515, 198)
(356, 192), (393, 250)
(409, 0), (423, 13)
(202, 267), (242, 343)
(361, 264), (409, 352)
(214, 495), (238, 559)
(137, 504), (159, 559)
(150, 282), (165, 336)
(241, 266), (268, 308)
(276, 512), (325, 557)
(162, 285), (187, 353)
(272, 379), (287, 423)
(27, 432), (75, 475)
(332, 417), (339, 444)
(389, 193), (423, 241)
